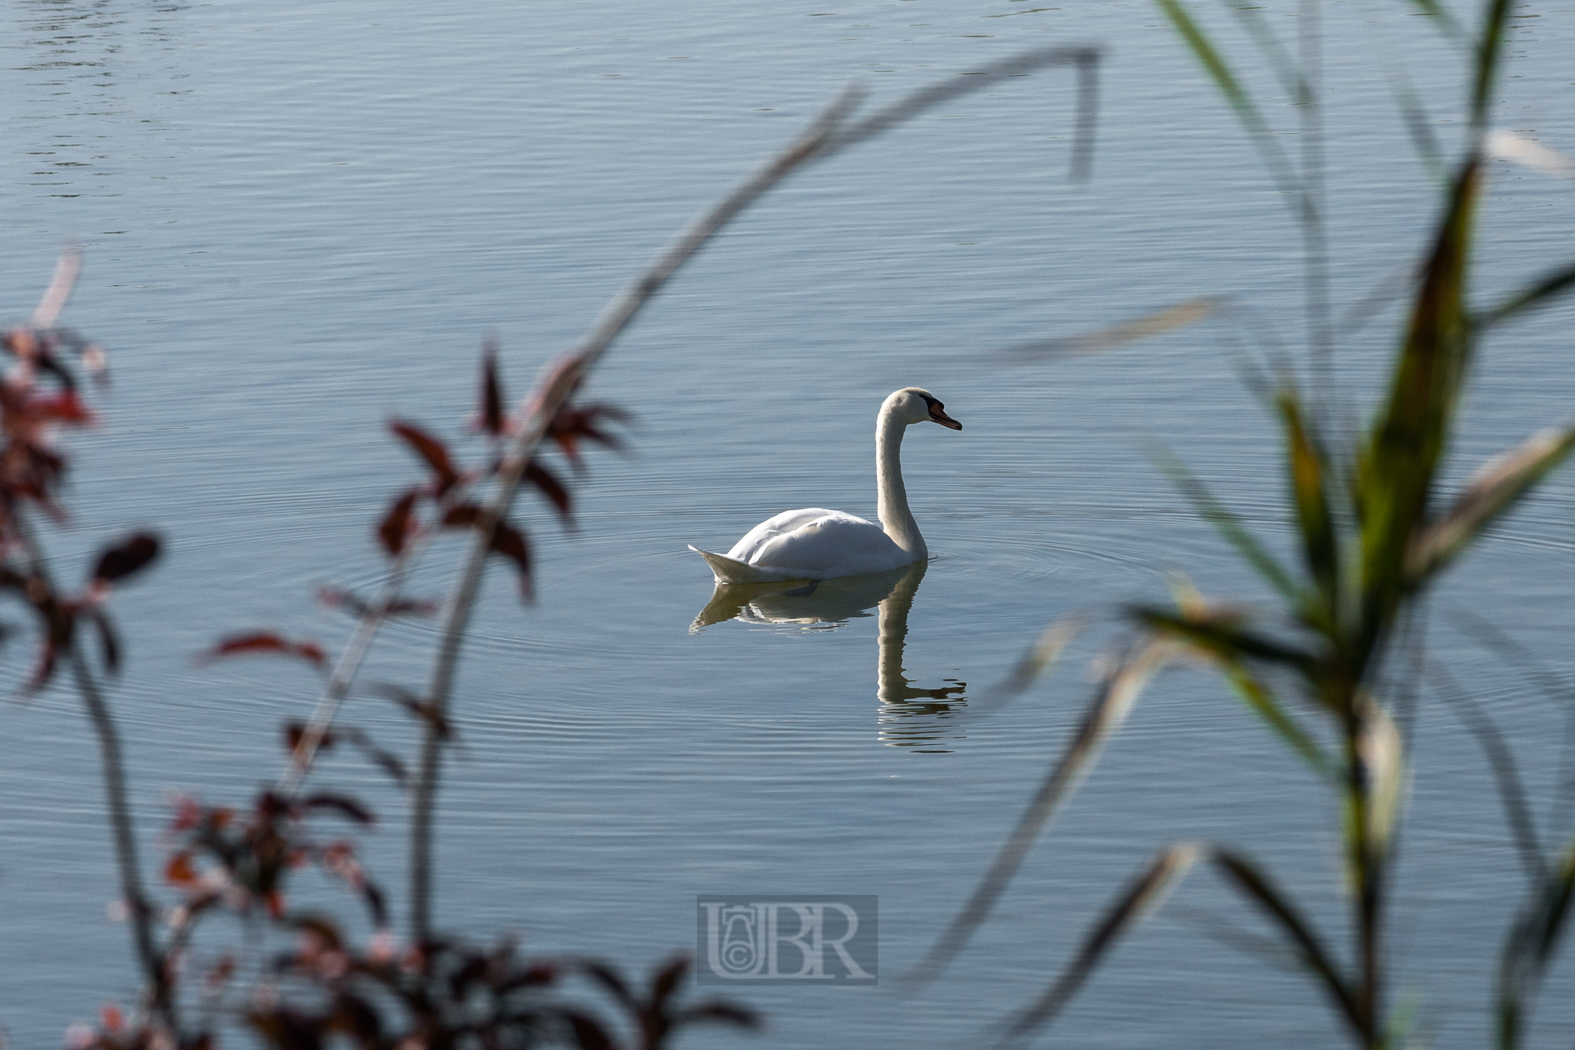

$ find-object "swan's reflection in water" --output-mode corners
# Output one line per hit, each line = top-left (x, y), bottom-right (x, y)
(693, 561), (966, 750)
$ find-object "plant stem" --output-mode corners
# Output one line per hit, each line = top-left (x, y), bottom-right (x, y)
(1297, 0), (1334, 422)
(1343, 702), (1382, 1049)
(12, 510), (172, 1029)
(71, 646), (175, 1031)
(276, 510), (444, 797)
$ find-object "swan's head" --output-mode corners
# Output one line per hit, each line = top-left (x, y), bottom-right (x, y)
(888, 387), (962, 430)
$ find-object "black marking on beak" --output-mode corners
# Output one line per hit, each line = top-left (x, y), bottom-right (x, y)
(922, 395), (962, 431)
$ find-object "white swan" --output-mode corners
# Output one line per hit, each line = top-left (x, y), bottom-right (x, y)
(689, 387), (961, 583)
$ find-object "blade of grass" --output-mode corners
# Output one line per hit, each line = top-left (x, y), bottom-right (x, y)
(1278, 389), (1340, 625)
(1469, 0), (1516, 134)
(1431, 662), (1545, 885)
(1335, 258), (1419, 344)
(966, 613), (1084, 720)
(906, 636), (1174, 987)
(1445, 604), (1575, 713)
(1357, 153), (1481, 664)
(996, 296), (1219, 363)
(1213, 848), (1361, 1032)
(32, 245), (81, 329)
(1497, 839), (1575, 1050)
(1405, 0), (1466, 43)
(1220, 660), (1333, 777)
(1223, 1), (1305, 101)
(1154, 0), (1300, 205)
(1133, 606), (1317, 672)
(1476, 261), (1575, 329)
(1386, 63), (1449, 186)
(994, 842), (1202, 1047)
(1164, 899), (1305, 974)
(1151, 445), (1303, 607)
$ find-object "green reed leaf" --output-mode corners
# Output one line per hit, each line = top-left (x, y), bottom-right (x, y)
(1278, 390), (1340, 627)
(1223, 2), (1304, 102)
(1221, 661), (1333, 778)
(1358, 154), (1481, 662)
(995, 843), (1202, 1046)
(1498, 839), (1575, 1050)
(1152, 0), (1298, 202)
(908, 636), (1175, 988)
(1476, 260), (1575, 330)
(1213, 849), (1360, 1031)
(1408, 426), (1575, 584)
(1405, 0), (1466, 43)
(1134, 606), (1317, 673)
(1433, 663), (1545, 886)
(1470, 0), (1516, 133)
(1153, 446), (1303, 608)
(998, 296), (1219, 363)
(1387, 65), (1448, 186)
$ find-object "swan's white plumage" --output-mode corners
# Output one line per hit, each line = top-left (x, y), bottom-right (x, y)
(691, 388), (960, 583)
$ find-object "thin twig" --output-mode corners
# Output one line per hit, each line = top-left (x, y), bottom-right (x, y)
(276, 480), (467, 797)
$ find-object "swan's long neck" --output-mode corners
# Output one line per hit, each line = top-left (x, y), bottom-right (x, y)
(876, 400), (926, 558)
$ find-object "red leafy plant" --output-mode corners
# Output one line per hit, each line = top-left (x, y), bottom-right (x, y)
(9, 256), (748, 1050)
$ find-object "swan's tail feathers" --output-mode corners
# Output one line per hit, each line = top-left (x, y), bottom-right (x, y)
(688, 545), (808, 585)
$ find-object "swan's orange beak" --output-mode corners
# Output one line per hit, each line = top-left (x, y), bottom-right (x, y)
(929, 404), (962, 430)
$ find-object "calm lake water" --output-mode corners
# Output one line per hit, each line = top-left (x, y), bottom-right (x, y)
(4, 1), (1575, 1047)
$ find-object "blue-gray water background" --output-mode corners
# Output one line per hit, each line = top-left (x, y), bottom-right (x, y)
(4, 1), (1575, 1046)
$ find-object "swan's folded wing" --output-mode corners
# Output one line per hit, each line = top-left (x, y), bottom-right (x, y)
(724, 508), (842, 563)
(687, 545), (812, 584)
(750, 514), (910, 578)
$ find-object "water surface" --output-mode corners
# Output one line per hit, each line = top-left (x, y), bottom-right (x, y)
(4, 2), (1575, 1047)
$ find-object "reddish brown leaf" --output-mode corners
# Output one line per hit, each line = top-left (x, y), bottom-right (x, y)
(165, 852), (198, 888)
(525, 461), (572, 522)
(317, 587), (371, 618)
(563, 1013), (616, 1050)
(196, 632), (328, 671)
(320, 587), (436, 620)
(300, 793), (375, 825)
(285, 722), (337, 755)
(368, 684), (456, 740)
(22, 640), (61, 696)
(384, 598), (440, 617)
(93, 531), (160, 583)
(389, 421), (459, 493)
(676, 1002), (762, 1029)
(652, 955), (688, 1005)
(441, 505), (533, 599)
(547, 403), (630, 466)
(479, 339), (505, 437)
(377, 490), (419, 557)
(27, 390), (93, 424)
(581, 962), (635, 1008)
(489, 520), (533, 599)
